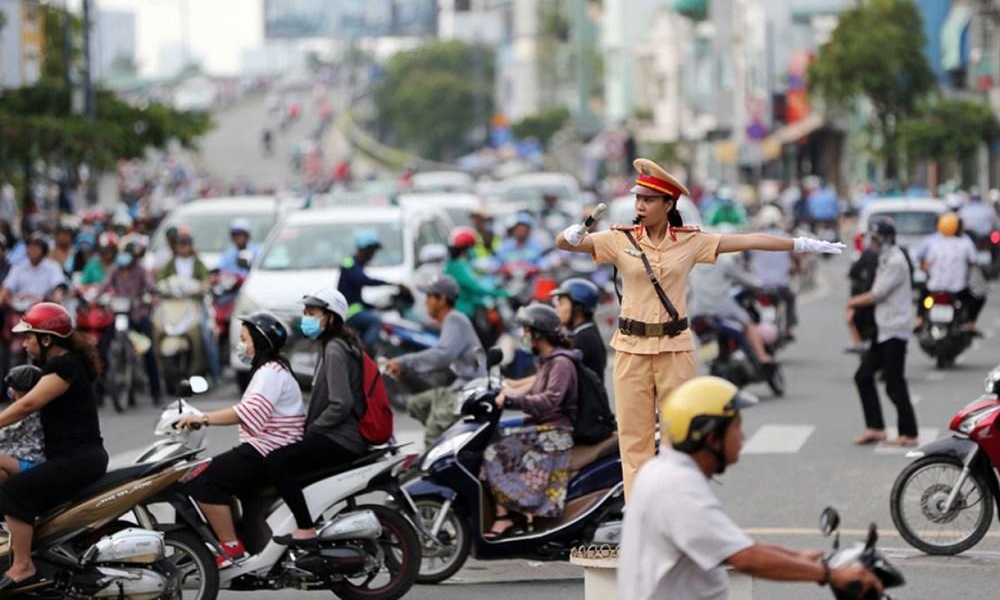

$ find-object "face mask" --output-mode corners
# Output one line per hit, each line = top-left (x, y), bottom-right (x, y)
(300, 316), (323, 340)
(115, 252), (133, 268)
(236, 341), (253, 365)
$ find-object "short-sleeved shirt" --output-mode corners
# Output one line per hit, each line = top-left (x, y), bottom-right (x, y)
(233, 361), (306, 456)
(2, 258), (67, 298)
(926, 236), (977, 293)
(591, 225), (721, 353)
(40, 353), (103, 458)
(618, 449), (753, 600)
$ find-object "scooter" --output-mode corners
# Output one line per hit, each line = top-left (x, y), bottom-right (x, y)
(152, 276), (207, 395)
(691, 315), (786, 396)
(915, 291), (973, 369)
(400, 349), (624, 584)
(737, 287), (792, 353)
(819, 507), (905, 599)
(131, 377), (423, 600)
(890, 363), (1000, 556)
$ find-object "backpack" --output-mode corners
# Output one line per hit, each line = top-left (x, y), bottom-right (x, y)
(563, 356), (616, 445)
(336, 339), (394, 445)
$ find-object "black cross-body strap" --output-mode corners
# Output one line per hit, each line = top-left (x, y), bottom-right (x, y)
(621, 229), (680, 321)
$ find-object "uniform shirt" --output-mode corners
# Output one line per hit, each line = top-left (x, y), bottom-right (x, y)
(958, 201), (999, 237)
(619, 449), (753, 600)
(2, 257), (67, 298)
(591, 225), (721, 354)
(233, 361), (305, 456)
(925, 236), (977, 293)
(871, 246), (915, 343)
(337, 255), (389, 310)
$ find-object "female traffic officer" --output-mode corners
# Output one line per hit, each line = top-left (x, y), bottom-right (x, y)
(556, 158), (843, 500)
(0, 302), (108, 588)
(178, 311), (304, 566)
(264, 287), (368, 545)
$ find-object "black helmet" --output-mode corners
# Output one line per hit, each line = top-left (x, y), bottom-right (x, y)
(550, 278), (600, 312)
(27, 233), (50, 255)
(868, 216), (896, 243)
(515, 303), (564, 337)
(238, 311), (289, 353)
(4, 365), (42, 394)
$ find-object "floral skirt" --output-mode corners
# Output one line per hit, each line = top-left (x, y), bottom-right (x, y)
(479, 425), (573, 518)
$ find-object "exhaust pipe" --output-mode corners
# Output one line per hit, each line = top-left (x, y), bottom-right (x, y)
(317, 510), (382, 541)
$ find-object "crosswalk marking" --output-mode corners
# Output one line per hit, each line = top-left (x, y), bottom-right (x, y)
(873, 427), (940, 454)
(741, 425), (814, 454)
(911, 394), (922, 405)
(925, 372), (946, 382)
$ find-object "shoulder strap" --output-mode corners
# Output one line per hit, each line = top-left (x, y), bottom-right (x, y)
(620, 229), (680, 321)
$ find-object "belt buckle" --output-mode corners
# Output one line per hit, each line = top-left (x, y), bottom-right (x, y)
(618, 319), (631, 335)
(647, 322), (664, 337)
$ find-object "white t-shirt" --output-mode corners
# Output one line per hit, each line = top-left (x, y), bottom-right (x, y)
(619, 449), (753, 600)
(233, 361), (305, 456)
(173, 256), (196, 280)
(925, 236), (977, 293)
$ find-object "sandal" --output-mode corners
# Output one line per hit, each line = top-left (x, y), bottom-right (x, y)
(484, 517), (516, 541)
(853, 431), (887, 445)
(884, 436), (918, 447)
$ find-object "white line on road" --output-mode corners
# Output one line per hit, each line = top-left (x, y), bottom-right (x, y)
(911, 394), (922, 405)
(926, 372), (947, 382)
(741, 425), (814, 454)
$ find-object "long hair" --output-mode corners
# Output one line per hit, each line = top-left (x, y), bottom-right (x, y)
(246, 325), (293, 381)
(51, 331), (102, 380)
(320, 313), (362, 350)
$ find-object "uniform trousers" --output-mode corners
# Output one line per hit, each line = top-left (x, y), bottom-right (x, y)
(613, 350), (696, 501)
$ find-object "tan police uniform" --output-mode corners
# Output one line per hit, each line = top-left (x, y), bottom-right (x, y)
(589, 158), (721, 499)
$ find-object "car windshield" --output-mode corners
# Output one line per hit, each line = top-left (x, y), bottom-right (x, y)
(155, 211), (275, 254)
(870, 210), (940, 236)
(260, 221), (405, 270)
(502, 184), (573, 209)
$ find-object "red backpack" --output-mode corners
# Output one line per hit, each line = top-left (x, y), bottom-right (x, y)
(355, 350), (394, 445)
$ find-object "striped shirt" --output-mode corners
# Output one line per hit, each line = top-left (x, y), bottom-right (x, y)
(233, 362), (305, 456)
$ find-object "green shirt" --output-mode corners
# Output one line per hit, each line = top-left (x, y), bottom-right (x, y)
(444, 257), (505, 318)
(81, 257), (110, 285)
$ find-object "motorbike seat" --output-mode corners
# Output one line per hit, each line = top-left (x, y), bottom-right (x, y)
(568, 434), (619, 475)
(248, 447), (394, 500)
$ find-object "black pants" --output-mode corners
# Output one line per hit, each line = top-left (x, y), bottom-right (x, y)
(771, 285), (798, 327)
(854, 338), (918, 437)
(262, 435), (361, 529)
(0, 446), (108, 522)
(133, 317), (162, 398)
(187, 443), (266, 505)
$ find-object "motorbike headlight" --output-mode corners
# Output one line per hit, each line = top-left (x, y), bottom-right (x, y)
(421, 430), (477, 472)
(985, 367), (1000, 395)
(958, 406), (1000, 435)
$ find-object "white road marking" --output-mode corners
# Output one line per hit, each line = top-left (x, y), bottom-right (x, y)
(873, 427), (940, 454)
(741, 425), (814, 454)
(926, 372), (947, 382)
(911, 394), (922, 405)
(985, 329), (996, 340)
(395, 430), (424, 453)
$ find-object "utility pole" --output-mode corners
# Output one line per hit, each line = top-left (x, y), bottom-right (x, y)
(82, 0), (95, 119)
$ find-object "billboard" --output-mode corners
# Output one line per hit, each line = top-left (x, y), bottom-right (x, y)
(264, 0), (437, 39)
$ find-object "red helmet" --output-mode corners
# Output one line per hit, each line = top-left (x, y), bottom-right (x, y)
(448, 226), (477, 250)
(13, 302), (73, 338)
(98, 232), (119, 250)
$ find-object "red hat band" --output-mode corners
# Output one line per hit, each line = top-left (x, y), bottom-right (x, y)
(636, 173), (683, 198)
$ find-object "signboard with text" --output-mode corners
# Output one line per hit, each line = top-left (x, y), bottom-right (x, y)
(264, 0), (437, 39)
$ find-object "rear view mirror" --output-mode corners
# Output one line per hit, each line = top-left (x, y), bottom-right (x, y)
(486, 347), (504, 368)
(189, 376), (210, 395)
(819, 507), (840, 537)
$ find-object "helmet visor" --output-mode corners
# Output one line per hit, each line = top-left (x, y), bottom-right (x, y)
(725, 390), (759, 413)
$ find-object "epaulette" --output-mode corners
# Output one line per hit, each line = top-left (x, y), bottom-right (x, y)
(610, 224), (639, 232)
(672, 225), (702, 233)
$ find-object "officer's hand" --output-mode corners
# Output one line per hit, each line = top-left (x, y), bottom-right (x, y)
(829, 564), (883, 597)
(561, 224), (587, 246)
(793, 237), (846, 254)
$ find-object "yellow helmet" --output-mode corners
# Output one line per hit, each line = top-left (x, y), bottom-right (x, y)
(663, 377), (758, 452)
(937, 212), (960, 237)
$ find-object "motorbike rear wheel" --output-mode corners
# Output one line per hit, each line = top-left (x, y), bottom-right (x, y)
(413, 498), (471, 584)
(890, 456), (993, 556)
(106, 333), (134, 413)
(163, 529), (220, 600)
(331, 504), (421, 600)
(766, 365), (785, 397)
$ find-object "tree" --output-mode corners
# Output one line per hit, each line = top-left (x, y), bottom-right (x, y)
(511, 106), (571, 148)
(374, 40), (493, 161)
(898, 98), (1000, 184)
(808, 0), (935, 179)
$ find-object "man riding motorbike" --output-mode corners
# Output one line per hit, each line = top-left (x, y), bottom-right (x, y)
(384, 275), (486, 447)
(920, 212), (979, 332)
(338, 230), (393, 354)
(80, 232), (118, 286)
(0, 234), (66, 304)
(496, 212), (547, 268)
(444, 226), (507, 333)
(748, 205), (799, 339)
(218, 218), (260, 277)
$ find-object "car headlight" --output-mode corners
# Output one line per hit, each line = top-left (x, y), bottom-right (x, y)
(421, 430), (477, 472)
(958, 406), (1000, 435)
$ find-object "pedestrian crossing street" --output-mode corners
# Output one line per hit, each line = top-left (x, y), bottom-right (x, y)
(740, 424), (941, 456)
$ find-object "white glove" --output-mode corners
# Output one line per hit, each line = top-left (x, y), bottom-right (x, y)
(562, 223), (587, 246)
(793, 237), (846, 254)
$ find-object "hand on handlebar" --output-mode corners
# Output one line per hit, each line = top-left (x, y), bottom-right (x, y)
(830, 563), (883, 597)
(176, 415), (206, 430)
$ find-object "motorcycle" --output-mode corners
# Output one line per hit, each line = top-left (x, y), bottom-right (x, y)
(737, 287), (792, 353)
(152, 276), (207, 396)
(0, 439), (208, 597)
(915, 291), (972, 369)
(400, 348), (624, 584)
(890, 364), (1000, 556)
(210, 270), (245, 367)
(819, 507), (905, 599)
(130, 378), (423, 600)
(104, 295), (152, 413)
(691, 315), (786, 396)
(970, 231), (1000, 280)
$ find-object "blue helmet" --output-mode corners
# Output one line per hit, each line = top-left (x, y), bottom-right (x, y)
(550, 278), (600, 312)
(354, 229), (382, 250)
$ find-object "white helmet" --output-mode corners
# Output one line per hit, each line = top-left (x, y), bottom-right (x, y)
(301, 287), (348, 321)
(756, 205), (783, 229)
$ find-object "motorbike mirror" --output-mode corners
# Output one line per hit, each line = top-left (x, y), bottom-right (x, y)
(486, 347), (504, 369)
(819, 507), (840, 537)
(865, 523), (878, 550)
(189, 376), (210, 395)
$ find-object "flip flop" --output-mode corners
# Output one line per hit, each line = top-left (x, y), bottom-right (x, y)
(484, 517), (516, 541)
(853, 433), (886, 445)
(884, 437), (919, 447)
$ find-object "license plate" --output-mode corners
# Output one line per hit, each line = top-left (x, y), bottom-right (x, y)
(697, 340), (719, 362)
(978, 250), (992, 266)
(929, 305), (955, 323)
(759, 306), (777, 322)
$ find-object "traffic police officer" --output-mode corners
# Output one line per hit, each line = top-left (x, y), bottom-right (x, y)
(556, 158), (844, 499)
(337, 230), (392, 352)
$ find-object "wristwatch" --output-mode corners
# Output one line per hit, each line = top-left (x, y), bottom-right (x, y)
(818, 558), (830, 587)
(201, 415), (210, 427)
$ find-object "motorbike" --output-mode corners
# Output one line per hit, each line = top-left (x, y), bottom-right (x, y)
(399, 348), (624, 584)
(75, 285), (115, 346)
(104, 295), (152, 413)
(736, 287), (792, 353)
(691, 315), (786, 396)
(819, 507), (905, 599)
(130, 378), (423, 600)
(152, 276), (207, 396)
(210, 270), (245, 367)
(890, 363), (1000, 556)
(915, 291), (972, 369)
(0, 440), (208, 597)
(0, 296), (36, 374)
(970, 231), (1000, 280)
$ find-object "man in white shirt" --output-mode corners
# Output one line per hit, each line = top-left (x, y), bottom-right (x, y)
(923, 212), (979, 331)
(0, 235), (66, 303)
(619, 377), (881, 600)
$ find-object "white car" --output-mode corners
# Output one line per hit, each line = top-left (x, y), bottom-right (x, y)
(499, 172), (580, 209)
(397, 192), (483, 228)
(608, 194), (703, 228)
(411, 171), (475, 194)
(231, 203), (453, 384)
(854, 197), (946, 258)
(146, 196), (297, 272)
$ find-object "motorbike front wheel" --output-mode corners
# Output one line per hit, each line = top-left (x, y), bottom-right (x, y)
(106, 334), (135, 413)
(163, 529), (220, 600)
(331, 504), (421, 600)
(413, 498), (471, 584)
(890, 455), (994, 556)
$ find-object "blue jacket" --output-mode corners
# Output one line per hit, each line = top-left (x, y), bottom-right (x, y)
(218, 242), (261, 276)
(337, 255), (389, 309)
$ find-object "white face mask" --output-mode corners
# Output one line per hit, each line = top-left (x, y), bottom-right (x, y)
(236, 341), (253, 365)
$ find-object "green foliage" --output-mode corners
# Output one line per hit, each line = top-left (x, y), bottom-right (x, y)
(808, 0), (935, 176)
(899, 98), (1000, 164)
(41, 4), (82, 84)
(511, 106), (571, 147)
(374, 40), (494, 161)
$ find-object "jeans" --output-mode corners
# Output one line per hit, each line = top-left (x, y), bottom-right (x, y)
(347, 309), (382, 352)
(854, 338), (918, 437)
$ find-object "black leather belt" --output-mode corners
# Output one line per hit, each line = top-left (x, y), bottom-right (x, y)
(618, 317), (688, 338)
